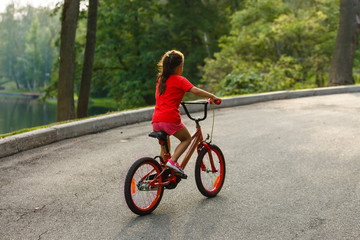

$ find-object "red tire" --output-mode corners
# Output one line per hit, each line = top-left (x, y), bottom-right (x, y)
(124, 158), (164, 215)
(195, 144), (226, 197)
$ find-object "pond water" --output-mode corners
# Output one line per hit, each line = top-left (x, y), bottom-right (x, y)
(0, 95), (115, 135)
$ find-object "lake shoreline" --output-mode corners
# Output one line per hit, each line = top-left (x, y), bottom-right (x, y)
(0, 91), (44, 99)
(0, 93), (117, 135)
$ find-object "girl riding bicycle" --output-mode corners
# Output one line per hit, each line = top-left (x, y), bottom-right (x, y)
(152, 50), (221, 175)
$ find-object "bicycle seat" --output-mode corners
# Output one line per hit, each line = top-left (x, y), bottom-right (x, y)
(149, 131), (168, 141)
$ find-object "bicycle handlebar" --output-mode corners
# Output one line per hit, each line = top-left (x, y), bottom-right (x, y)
(181, 101), (208, 122)
(181, 99), (221, 122)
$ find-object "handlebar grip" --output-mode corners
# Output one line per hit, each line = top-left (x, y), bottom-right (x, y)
(214, 99), (221, 105)
(209, 99), (222, 105)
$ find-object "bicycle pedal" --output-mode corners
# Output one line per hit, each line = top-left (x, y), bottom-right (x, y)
(176, 173), (187, 179)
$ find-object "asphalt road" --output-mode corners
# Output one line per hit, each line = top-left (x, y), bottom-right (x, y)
(1, 93), (360, 240)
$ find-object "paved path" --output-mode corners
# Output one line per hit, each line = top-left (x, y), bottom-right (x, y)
(1, 93), (360, 239)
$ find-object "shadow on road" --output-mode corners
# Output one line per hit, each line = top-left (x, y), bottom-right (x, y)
(113, 195), (230, 240)
(183, 196), (229, 239)
(113, 213), (171, 239)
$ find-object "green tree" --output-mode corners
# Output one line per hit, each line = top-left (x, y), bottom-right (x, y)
(93, 0), (165, 108)
(91, 0), (242, 109)
(77, 0), (98, 118)
(201, 0), (339, 95)
(0, 4), (21, 89)
(328, 0), (359, 86)
(0, 4), (60, 92)
(57, 0), (80, 121)
(163, 0), (241, 80)
(23, 16), (42, 92)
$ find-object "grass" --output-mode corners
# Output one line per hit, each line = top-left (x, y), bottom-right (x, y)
(0, 122), (64, 139)
(90, 97), (118, 110)
(35, 97), (118, 109)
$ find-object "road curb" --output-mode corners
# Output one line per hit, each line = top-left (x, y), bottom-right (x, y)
(1, 85), (360, 158)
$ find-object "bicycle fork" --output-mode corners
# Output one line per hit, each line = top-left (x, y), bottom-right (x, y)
(198, 142), (218, 173)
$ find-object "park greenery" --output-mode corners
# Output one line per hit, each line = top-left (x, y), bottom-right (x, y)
(0, 4), (59, 92)
(0, 0), (358, 119)
(202, 0), (343, 94)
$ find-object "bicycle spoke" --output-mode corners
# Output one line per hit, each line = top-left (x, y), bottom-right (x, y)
(195, 145), (225, 197)
(200, 152), (219, 191)
(130, 162), (162, 210)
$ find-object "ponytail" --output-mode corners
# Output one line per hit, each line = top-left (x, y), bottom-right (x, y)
(157, 50), (184, 95)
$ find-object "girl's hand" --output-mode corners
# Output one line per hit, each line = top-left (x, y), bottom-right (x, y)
(209, 96), (222, 105)
(213, 97), (221, 104)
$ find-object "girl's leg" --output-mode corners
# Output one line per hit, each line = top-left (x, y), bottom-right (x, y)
(171, 127), (191, 162)
(160, 135), (171, 160)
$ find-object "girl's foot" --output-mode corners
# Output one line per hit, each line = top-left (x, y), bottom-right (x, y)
(166, 159), (184, 174)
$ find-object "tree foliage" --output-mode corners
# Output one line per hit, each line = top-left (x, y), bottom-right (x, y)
(91, 0), (242, 109)
(201, 0), (341, 95)
(0, 4), (59, 92)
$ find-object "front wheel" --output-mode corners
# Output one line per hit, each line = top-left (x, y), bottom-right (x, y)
(195, 144), (226, 197)
(124, 157), (164, 215)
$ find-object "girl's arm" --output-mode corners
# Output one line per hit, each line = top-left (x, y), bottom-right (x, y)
(189, 87), (221, 102)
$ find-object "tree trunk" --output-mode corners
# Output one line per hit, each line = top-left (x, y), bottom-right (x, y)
(77, 0), (98, 118)
(57, 0), (80, 122)
(328, 0), (360, 86)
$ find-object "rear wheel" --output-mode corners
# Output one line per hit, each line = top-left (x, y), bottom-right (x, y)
(124, 157), (164, 215)
(195, 144), (225, 197)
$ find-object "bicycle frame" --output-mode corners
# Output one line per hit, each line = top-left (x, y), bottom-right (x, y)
(125, 100), (224, 215)
(144, 102), (217, 189)
(178, 101), (216, 172)
(179, 122), (212, 170)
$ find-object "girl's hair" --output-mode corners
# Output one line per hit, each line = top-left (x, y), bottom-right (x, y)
(157, 50), (184, 95)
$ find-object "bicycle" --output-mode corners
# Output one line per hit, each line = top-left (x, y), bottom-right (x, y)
(124, 100), (226, 215)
